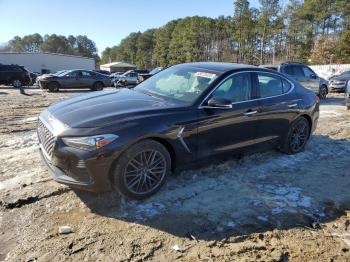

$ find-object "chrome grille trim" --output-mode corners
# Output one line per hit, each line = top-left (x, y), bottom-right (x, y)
(37, 119), (56, 158)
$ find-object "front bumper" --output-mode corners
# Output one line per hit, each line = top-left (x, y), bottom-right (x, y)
(38, 141), (116, 192)
(329, 83), (346, 92)
(37, 80), (49, 89)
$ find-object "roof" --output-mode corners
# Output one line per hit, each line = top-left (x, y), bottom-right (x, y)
(0, 52), (94, 60)
(100, 62), (136, 68)
(260, 62), (307, 67)
(180, 62), (257, 73)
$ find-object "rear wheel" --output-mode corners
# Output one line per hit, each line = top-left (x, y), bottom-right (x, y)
(92, 81), (104, 91)
(319, 85), (328, 99)
(48, 82), (59, 92)
(280, 117), (310, 154)
(12, 79), (22, 88)
(112, 139), (171, 199)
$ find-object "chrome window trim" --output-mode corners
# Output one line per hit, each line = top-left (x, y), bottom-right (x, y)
(198, 70), (295, 109)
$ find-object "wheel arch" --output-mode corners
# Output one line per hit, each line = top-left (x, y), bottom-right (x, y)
(94, 80), (105, 87)
(297, 114), (313, 136)
(107, 136), (176, 186)
(48, 81), (61, 87)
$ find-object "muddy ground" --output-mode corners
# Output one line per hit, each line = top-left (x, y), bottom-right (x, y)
(1, 86), (350, 261)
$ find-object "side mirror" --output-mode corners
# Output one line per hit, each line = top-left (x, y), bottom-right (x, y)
(310, 74), (317, 79)
(205, 97), (232, 109)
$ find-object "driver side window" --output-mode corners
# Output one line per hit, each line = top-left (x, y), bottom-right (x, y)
(211, 72), (252, 103)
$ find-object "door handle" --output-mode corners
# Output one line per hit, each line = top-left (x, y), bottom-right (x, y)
(288, 103), (298, 108)
(243, 110), (258, 116)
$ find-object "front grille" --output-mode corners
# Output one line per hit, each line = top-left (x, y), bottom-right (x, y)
(37, 119), (56, 158)
(330, 81), (346, 86)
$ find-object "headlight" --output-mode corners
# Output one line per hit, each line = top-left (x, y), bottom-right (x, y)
(62, 134), (118, 151)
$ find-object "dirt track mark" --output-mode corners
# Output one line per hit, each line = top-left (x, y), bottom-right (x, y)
(1, 188), (71, 209)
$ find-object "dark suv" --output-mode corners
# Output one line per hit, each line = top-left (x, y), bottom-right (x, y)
(260, 62), (328, 99)
(0, 64), (31, 87)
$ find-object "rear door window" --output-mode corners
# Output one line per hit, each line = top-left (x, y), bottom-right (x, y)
(283, 65), (305, 78)
(256, 73), (292, 98)
(10, 66), (23, 72)
(81, 71), (92, 77)
(283, 66), (294, 76)
(292, 66), (305, 77)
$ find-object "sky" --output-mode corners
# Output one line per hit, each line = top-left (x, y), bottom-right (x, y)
(0, 0), (261, 55)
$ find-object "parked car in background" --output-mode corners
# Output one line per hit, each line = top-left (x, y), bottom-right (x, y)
(111, 70), (139, 87)
(28, 71), (39, 84)
(94, 70), (111, 76)
(37, 69), (111, 92)
(0, 64), (31, 87)
(346, 80), (350, 110)
(328, 70), (350, 93)
(134, 69), (149, 75)
(108, 72), (123, 79)
(138, 67), (164, 82)
(260, 62), (329, 99)
(36, 70), (68, 84)
(37, 62), (319, 199)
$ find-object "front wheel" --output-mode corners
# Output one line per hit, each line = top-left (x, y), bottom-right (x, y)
(280, 117), (310, 154)
(92, 81), (104, 91)
(319, 85), (328, 99)
(48, 82), (59, 92)
(12, 79), (22, 88)
(112, 140), (171, 199)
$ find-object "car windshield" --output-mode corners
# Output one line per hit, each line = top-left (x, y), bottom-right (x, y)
(122, 71), (132, 76)
(54, 70), (67, 76)
(135, 65), (219, 104)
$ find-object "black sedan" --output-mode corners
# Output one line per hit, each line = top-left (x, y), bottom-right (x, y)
(37, 63), (319, 199)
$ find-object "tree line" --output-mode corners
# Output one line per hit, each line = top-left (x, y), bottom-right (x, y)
(101, 0), (350, 68)
(1, 33), (100, 63)
(1, 0), (349, 69)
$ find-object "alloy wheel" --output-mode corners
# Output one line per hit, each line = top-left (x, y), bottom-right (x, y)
(124, 149), (166, 195)
(94, 82), (103, 91)
(289, 120), (309, 152)
(13, 79), (22, 88)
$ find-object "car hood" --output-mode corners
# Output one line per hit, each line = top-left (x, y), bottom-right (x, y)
(46, 88), (178, 128)
(39, 74), (58, 80)
(330, 75), (349, 82)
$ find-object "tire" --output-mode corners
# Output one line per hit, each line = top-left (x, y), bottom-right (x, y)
(347, 105), (350, 110)
(12, 79), (22, 88)
(280, 117), (310, 155)
(318, 85), (328, 99)
(92, 81), (104, 91)
(112, 139), (171, 199)
(48, 82), (60, 92)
